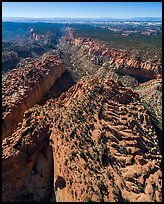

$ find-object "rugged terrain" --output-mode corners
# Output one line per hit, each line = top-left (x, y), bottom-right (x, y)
(2, 74), (162, 202)
(61, 28), (162, 81)
(2, 22), (64, 75)
(2, 27), (162, 202)
(2, 53), (65, 139)
(59, 29), (162, 130)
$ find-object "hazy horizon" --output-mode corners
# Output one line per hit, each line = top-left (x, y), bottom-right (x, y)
(2, 16), (162, 19)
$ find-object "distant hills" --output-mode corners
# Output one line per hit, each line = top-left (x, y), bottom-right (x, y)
(2, 17), (162, 23)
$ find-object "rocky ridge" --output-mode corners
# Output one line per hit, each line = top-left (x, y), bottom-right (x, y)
(2, 73), (162, 202)
(2, 108), (53, 202)
(59, 28), (162, 131)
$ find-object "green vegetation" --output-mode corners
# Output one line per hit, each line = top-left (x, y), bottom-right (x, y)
(106, 170), (112, 180)
(118, 146), (128, 155)
(86, 151), (92, 158)
(2, 22), (63, 41)
(86, 197), (92, 202)
(9, 148), (14, 155)
(64, 159), (68, 166)
(72, 24), (162, 61)
(71, 151), (77, 157)
(113, 189), (118, 196)
(97, 180), (107, 193)
(138, 184), (145, 192)
(80, 150), (85, 159)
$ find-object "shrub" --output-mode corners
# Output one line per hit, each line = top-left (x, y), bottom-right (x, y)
(80, 151), (85, 159)
(86, 197), (92, 202)
(138, 184), (145, 192)
(64, 159), (68, 166)
(97, 180), (107, 192)
(113, 189), (118, 196)
(86, 151), (91, 157)
(71, 151), (77, 157)
(107, 171), (112, 179)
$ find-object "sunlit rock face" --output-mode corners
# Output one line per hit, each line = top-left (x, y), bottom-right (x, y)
(2, 54), (65, 139)
(64, 32), (162, 81)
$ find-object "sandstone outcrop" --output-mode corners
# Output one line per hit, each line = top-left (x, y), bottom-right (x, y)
(47, 77), (162, 202)
(2, 108), (54, 202)
(2, 54), (65, 139)
(2, 73), (161, 202)
(59, 30), (162, 136)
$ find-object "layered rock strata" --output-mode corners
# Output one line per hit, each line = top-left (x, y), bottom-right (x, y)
(2, 54), (65, 139)
(64, 30), (162, 81)
(60, 30), (162, 133)
(135, 78), (162, 131)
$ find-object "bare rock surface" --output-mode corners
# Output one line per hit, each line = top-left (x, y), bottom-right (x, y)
(2, 74), (162, 202)
(2, 53), (65, 138)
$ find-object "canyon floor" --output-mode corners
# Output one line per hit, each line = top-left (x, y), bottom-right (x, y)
(2, 30), (162, 202)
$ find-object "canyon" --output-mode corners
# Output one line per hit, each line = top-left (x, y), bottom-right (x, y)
(63, 28), (162, 81)
(2, 28), (162, 202)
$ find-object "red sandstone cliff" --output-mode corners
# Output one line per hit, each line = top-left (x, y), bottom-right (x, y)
(2, 54), (65, 139)
(64, 30), (162, 80)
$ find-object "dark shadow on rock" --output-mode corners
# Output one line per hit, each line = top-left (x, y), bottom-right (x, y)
(54, 176), (66, 191)
(38, 69), (76, 105)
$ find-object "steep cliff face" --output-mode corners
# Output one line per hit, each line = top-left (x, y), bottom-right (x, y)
(62, 33), (162, 81)
(2, 54), (65, 139)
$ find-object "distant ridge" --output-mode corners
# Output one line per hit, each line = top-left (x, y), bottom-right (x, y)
(2, 16), (162, 23)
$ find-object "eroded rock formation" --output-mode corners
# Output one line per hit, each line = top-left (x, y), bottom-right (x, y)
(63, 29), (162, 81)
(47, 77), (162, 202)
(2, 108), (54, 202)
(2, 29), (162, 202)
(2, 74), (162, 202)
(2, 53), (65, 138)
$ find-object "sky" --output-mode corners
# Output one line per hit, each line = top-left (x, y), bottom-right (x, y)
(2, 2), (162, 19)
